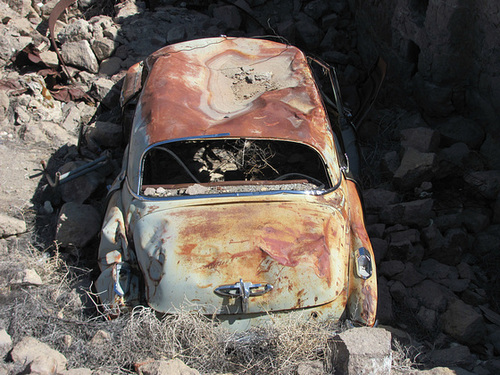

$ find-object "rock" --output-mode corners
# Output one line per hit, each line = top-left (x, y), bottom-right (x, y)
(85, 121), (122, 149)
(417, 306), (438, 331)
(459, 208), (490, 234)
(0, 214), (26, 238)
(419, 259), (454, 280)
(363, 188), (399, 212)
(371, 238), (388, 263)
(9, 268), (43, 286)
(489, 328), (500, 355)
(58, 19), (93, 44)
(436, 116), (485, 149)
(39, 50), (59, 68)
(438, 228), (467, 265)
(379, 260), (405, 278)
(411, 279), (454, 312)
(464, 170), (500, 200)
(99, 57), (123, 76)
(380, 198), (433, 227)
(381, 150), (399, 176)
(59, 369), (93, 375)
(480, 134), (500, 170)
(296, 360), (324, 375)
(0, 329), (12, 358)
(442, 299), (486, 345)
(389, 280), (407, 302)
(10, 337), (67, 374)
(137, 358), (200, 375)
(55, 203), (101, 248)
(90, 330), (111, 346)
(0, 25), (32, 65)
(414, 76), (454, 118)
(91, 38), (116, 61)
(473, 232), (500, 255)
(303, 0), (330, 20)
(367, 223), (386, 239)
(429, 344), (474, 368)
(391, 262), (425, 287)
(294, 13), (324, 50)
(166, 25), (187, 45)
(330, 327), (392, 375)
(58, 161), (105, 203)
(212, 5), (242, 29)
(376, 277), (393, 324)
(61, 40), (99, 74)
(90, 77), (120, 108)
(436, 143), (471, 178)
(400, 127), (440, 153)
(0, 90), (9, 122)
(393, 148), (437, 191)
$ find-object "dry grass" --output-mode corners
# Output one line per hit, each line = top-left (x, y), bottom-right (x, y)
(0, 235), (340, 374)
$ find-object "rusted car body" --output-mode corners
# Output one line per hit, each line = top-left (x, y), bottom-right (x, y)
(96, 37), (379, 330)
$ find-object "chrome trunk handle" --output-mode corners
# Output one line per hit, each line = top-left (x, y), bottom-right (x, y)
(214, 279), (273, 313)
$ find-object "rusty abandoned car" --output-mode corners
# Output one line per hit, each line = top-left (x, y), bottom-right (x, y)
(96, 37), (385, 329)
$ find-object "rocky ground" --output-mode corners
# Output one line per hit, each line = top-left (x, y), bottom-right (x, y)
(0, 0), (500, 374)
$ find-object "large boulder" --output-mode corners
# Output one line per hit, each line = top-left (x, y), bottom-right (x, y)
(10, 337), (67, 374)
(55, 203), (101, 248)
(330, 327), (392, 375)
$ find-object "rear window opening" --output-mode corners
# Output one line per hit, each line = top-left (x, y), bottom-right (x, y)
(141, 139), (332, 197)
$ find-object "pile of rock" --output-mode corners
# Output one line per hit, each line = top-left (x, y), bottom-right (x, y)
(362, 109), (500, 373)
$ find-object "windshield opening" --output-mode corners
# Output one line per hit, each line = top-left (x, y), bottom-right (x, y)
(140, 139), (332, 197)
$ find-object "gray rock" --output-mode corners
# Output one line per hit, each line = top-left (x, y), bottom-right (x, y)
(391, 262), (425, 287)
(296, 361), (324, 375)
(137, 358), (200, 375)
(459, 208), (490, 234)
(433, 228), (467, 266)
(442, 299), (487, 345)
(380, 198), (433, 227)
(91, 38), (116, 61)
(376, 277), (393, 324)
(90, 77), (120, 108)
(363, 188), (399, 212)
(61, 40), (99, 74)
(0, 329), (12, 358)
(393, 148), (437, 191)
(58, 161), (105, 204)
(473, 232), (500, 256)
(0, 90), (9, 122)
(39, 50), (59, 68)
(212, 5), (242, 29)
(417, 306), (438, 331)
(371, 238), (388, 263)
(464, 170), (500, 200)
(55, 203), (101, 248)
(10, 268), (43, 286)
(11, 337), (67, 374)
(303, 0), (330, 20)
(58, 19), (93, 44)
(438, 278), (470, 293)
(480, 134), (500, 170)
(85, 121), (122, 149)
(331, 327), (392, 375)
(400, 127), (440, 153)
(99, 56), (123, 76)
(437, 116), (485, 150)
(429, 344), (474, 368)
(166, 25), (187, 45)
(295, 13), (324, 50)
(379, 260), (405, 278)
(59, 368), (93, 375)
(414, 76), (454, 118)
(90, 330), (111, 347)
(381, 150), (399, 176)
(419, 258), (454, 280)
(411, 279), (454, 312)
(436, 142), (471, 178)
(0, 214), (26, 238)
(389, 280), (407, 302)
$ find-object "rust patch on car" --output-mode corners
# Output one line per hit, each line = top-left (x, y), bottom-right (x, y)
(137, 38), (331, 153)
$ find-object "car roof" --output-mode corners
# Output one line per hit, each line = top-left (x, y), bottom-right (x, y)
(127, 37), (340, 194)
